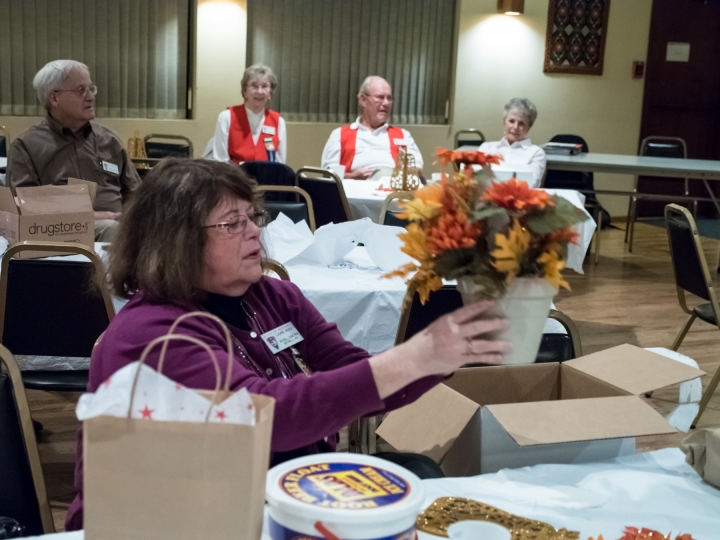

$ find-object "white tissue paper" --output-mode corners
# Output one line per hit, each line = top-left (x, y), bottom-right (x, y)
(645, 347), (702, 432)
(262, 212), (314, 264)
(286, 218), (413, 271)
(76, 362), (255, 425)
(0, 236), (8, 255)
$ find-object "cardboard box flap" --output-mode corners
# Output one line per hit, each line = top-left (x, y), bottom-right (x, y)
(0, 187), (19, 214)
(485, 395), (676, 447)
(15, 185), (94, 215)
(68, 177), (97, 204)
(377, 384), (480, 462)
(565, 344), (705, 395)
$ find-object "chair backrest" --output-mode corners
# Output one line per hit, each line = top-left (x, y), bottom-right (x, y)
(257, 185), (316, 231)
(395, 283), (580, 363)
(454, 129), (486, 149)
(241, 161), (297, 202)
(143, 134), (193, 159)
(297, 166), (352, 228)
(543, 134), (594, 193)
(0, 243), (115, 357)
(262, 258), (290, 281)
(379, 191), (413, 228)
(0, 346), (54, 535)
(664, 204), (715, 304)
(0, 125), (8, 158)
(641, 136), (686, 159)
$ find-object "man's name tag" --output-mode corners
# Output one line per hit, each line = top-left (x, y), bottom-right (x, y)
(261, 125), (276, 135)
(261, 322), (303, 353)
(102, 161), (120, 175)
(393, 138), (408, 146)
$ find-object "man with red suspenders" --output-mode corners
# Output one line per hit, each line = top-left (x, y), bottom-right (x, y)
(321, 76), (423, 180)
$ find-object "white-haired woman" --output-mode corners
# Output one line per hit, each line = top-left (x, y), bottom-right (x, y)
(479, 98), (546, 188)
(208, 64), (287, 164)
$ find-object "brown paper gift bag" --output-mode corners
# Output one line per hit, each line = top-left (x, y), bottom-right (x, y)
(84, 312), (275, 540)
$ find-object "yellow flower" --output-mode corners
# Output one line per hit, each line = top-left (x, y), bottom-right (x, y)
(398, 182), (444, 221)
(490, 220), (530, 281)
(397, 223), (432, 263)
(537, 250), (570, 290)
(399, 197), (443, 221)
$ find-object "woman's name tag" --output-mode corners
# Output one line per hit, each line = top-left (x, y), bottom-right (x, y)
(261, 322), (303, 353)
(261, 125), (276, 135)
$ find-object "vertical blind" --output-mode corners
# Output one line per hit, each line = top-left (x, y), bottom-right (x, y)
(247, 0), (456, 125)
(0, 0), (190, 119)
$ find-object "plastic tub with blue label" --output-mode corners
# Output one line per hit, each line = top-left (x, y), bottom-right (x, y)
(266, 453), (425, 540)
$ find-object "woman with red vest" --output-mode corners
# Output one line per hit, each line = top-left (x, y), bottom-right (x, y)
(209, 64), (286, 164)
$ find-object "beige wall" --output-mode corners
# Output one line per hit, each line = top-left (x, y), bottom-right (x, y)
(1, 0), (651, 215)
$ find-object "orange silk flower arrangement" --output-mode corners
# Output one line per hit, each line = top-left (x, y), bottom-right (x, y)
(385, 147), (589, 304)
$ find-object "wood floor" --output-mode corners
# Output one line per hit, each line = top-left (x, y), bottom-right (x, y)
(24, 223), (720, 532)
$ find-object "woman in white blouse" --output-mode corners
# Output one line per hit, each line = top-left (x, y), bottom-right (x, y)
(208, 64), (287, 164)
(479, 98), (546, 188)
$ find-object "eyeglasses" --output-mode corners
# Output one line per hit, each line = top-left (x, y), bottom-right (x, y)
(247, 83), (272, 92)
(364, 93), (393, 103)
(203, 212), (269, 234)
(54, 84), (98, 98)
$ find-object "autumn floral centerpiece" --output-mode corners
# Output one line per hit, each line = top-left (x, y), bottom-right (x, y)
(386, 148), (589, 364)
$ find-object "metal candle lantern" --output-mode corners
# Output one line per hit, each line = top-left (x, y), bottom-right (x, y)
(390, 147), (421, 191)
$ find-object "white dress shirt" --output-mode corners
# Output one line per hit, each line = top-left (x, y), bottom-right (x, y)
(321, 118), (424, 171)
(209, 107), (287, 164)
(479, 137), (546, 188)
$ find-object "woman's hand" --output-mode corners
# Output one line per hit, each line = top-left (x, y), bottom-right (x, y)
(369, 301), (511, 400)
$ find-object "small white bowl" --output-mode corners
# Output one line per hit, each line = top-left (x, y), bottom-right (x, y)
(447, 520), (512, 540)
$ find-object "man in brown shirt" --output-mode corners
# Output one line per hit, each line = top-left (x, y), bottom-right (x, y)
(7, 59), (140, 240)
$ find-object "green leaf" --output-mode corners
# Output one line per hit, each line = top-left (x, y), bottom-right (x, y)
(471, 205), (507, 222)
(525, 197), (589, 235)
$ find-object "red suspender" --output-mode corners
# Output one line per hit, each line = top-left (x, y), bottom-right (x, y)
(339, 124), (405, 172)
(227, 105), (281, 163)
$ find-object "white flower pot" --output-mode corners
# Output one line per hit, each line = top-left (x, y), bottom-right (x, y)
(456, 276), (557, 365)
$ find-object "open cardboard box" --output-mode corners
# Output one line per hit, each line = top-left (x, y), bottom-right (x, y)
(378, 344), (705, 476)
(0, 179), (95, 258)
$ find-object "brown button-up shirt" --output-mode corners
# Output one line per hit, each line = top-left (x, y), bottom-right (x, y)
(7, 114), (140, 212)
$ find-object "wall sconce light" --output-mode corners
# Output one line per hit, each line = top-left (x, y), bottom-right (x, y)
(497, 0), (524, 15)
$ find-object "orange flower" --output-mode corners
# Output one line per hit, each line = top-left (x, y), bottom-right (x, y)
(482, 178), (554, 211)
(546, 228), (581, 246)
(426, 211), (481, 255)
(435, 147), (502, 167)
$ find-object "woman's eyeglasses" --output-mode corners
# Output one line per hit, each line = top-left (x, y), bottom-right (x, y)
(203, 211), (269, 234)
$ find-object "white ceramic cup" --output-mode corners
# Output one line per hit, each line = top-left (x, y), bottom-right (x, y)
(327, 163), (345, 180)
(447, 520), (511, 540)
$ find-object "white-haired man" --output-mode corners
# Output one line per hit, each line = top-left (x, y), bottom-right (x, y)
(7, 60), (140, 240)
(321, 76), (423, 180)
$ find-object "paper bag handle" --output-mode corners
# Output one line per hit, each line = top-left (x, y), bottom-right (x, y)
(159, 311), (235, 393)
(128, 334), (223, 422)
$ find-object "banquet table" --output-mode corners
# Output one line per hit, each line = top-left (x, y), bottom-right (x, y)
(341, 179), (596, 274)
(24, 449), (720, 540)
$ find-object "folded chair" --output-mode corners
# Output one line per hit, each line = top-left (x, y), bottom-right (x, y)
(297, 166), (353, 227)
(0, 242), (115, 392)
(256, 185), (316, 231)
(0, 345), (55, 535)
(664, 203), (720, 428)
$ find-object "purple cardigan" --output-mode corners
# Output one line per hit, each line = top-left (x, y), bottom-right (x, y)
(65, 277), (440, 530)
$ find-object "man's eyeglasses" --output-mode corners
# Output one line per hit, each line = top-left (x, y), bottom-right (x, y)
(203, 212), (269, 234)
(54, 84), (98, 98)
(364, 93), (393, 103)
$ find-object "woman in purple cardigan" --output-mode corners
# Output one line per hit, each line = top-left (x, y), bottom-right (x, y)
(65, 159), (510, 530)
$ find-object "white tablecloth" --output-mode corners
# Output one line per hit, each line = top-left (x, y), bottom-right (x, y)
(341, 180), (596, 274)
(26, 449), (720, 540)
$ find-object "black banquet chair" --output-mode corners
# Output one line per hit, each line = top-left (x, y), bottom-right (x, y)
(143, 134), (193, 159)
(256, 185), (316, 231)
(0, 242), (116, 392)
(297, 166), (353, 228)
(454, 128), (486, 149)
(379, 192), (412, 228)
(241, 161), (297, 203)
(664, 203), (720, 428)
(0, 344), (55, 535)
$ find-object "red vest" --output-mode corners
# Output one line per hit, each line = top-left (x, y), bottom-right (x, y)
(339, 124), (405, 172)
(227, 105), (281, 163)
